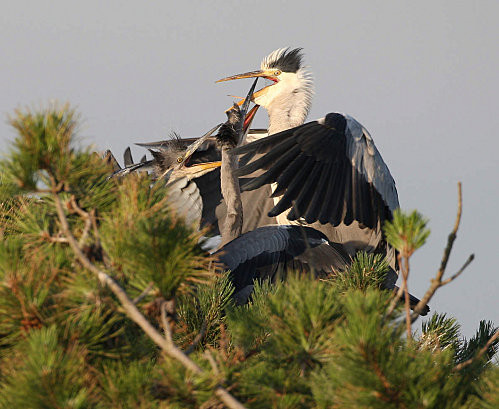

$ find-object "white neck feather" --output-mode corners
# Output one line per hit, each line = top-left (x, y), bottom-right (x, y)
(255, 68), (314, 135)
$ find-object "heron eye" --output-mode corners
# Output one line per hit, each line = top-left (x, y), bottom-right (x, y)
(274, 70), (281, 76)
(176, 157), (183, 163)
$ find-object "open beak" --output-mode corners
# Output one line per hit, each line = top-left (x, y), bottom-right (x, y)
(186, 161), (222, 173)
(178, 124), (222, 174)
(216, 70), (270, 83)
(243, 104), (259, 133)
(217, 69), (279, 108)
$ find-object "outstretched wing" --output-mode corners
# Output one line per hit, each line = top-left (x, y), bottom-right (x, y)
(234, 113), (399, 229)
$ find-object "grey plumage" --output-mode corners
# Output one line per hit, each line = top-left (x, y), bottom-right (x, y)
(234, 112), (398, 230)
(123, 146), (133, 167)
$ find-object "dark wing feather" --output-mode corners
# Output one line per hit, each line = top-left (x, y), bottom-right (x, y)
(103, 150), (121, 172)
(123, 147), (133, 167)
(108, 160), (155, 179)
(215, 225), (350, 297)
(135, 137), (217, 151)
(287, 162), (323, 220)
(233, 113), (399, 229)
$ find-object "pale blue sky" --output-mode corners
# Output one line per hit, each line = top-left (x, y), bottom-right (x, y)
(1, 0), (497, 337)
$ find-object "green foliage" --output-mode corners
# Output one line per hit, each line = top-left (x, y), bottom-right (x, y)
(0, 249), (58, 350)
(176, 272), (234, 349)
(99, 175), (211, 300)
(0, 104), (496, 408)
(334, 251), (389, 292)
(476, 366), (499, 409)
(98, 360), (158, 409)
(226, 281), (276, 352)
(384, 209), (430, 256)
(312, 290), (458, 409)
(3, 104), (78, 190)
(0, 326), (93, 409)
(420, 313), (462, 352)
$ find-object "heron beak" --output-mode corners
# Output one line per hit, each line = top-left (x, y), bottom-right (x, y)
(186, 161), (222, 173)
(243, 104), (259, 133)
(183, 123), (222, 160)
(217, 69), (277, 106)
(216, 70), (268, 83)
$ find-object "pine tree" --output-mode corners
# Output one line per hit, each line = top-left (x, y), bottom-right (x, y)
(0, 104), (497, 408)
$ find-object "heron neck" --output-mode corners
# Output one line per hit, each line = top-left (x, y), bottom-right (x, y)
(265, 85), (312, 134)
(267, 104), (308, 135)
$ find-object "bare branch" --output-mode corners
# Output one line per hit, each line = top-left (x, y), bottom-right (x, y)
(411, 182), (472, 319)
(89, 209), (101, 245)
(437, 181), (462, 281)
(160, 301), (174, 345)
(401, 257), (412, 340)
(441, 254), (475, 286)
(204, 350), (220, 376)
(79, 216), (92, 246)
(132, 282), (155, 304)
(454, 329), (499, 371)
(386, 254), (405, 316)
(52, 192), (247, 409)
(185, 320), (208, 355)
(69, 195), (89, 218)
(67, 196), (92, 246)
(45, 232), (69, 243)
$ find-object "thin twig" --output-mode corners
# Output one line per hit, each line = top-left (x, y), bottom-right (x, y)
(79, 216), (92, 245)
(454, 329), (499, 371)
(411, 182), (472, 319)
(204, 350), (220, 376)
(52, 192), (247, 409)
(386, 254), (405, 316)
(132, 282), (155, 304)
(401, 257), (412, 340)
(89, 209), (101, 245)
(441, 254), (475, 286)
(69, 195), (88, 218)
(160, 302), (174, 345)
(67, 196), (92, 246)
(185, 320), (208, 355)
(46, 233), (69, 243)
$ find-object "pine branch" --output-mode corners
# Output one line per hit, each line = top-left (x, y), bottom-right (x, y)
(52, 189), (247, 409)
(454, 329), (499, 371)
(401, 257), (412, 340)
(386, 255), (412, 337)
(68, 196), (92, 245)
(132, 282), (155, 304)
(204, 349), (220, 376)
(185, 320), (208, 355)
(160, 301), (174, 345)
(411, 182), (474, 319)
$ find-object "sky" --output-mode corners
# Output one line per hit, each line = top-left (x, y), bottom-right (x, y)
(1, 0), (498, 337)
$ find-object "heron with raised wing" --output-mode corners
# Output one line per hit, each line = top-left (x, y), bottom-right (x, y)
(216, 47), (399, 266)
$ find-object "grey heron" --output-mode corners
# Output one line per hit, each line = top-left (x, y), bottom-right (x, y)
(102, 70), (427, 314)
(106, 125), (224, 232)
(208, 71), (426, 313)
(211, 47), (431, 313)
(105, 96), (269, 242)
(216, 47), (399, 265)
(214, 78), (259, 245)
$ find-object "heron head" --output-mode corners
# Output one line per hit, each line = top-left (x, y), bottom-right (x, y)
(216, 48), (309, 108)
(151, 125), (223, 181)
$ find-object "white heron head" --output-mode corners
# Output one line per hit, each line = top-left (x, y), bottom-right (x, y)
(217, 48), (314, 130)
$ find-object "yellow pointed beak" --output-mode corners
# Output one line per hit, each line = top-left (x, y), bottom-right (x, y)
(216, 70), (268, 83)
(217, 69), (278, 109)
(189, 161), (222, 171)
